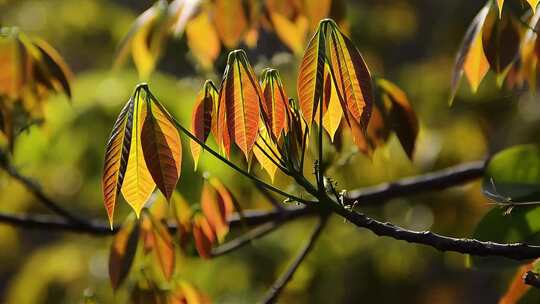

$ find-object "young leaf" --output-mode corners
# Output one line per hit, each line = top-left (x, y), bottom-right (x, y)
(201, 179), (229, 242)
(321, 64), (343, 141)
(102, 98), (135, 227)
(208, 177), (235, 219)
(529, 0), (540, 13)
(253, 127), (280, 182)
(377, 79), (419, 160)
(141, 93), (182, 201)
(121, 90), (156, 217)
(192, 214), (216, 259)
(220, 50), (262, 160)
(32, 38), (74, 99)
(482, 12), (520, 79)
(497, 0), (504, 17)
(213, 0), (248, 48)
(297, 23), (326, 126)
(190, 80), (218, 169)
(185, 11), (221, 70)
(148, 213), (175, 280)
(303, 0), (332, 31)
(450, 3), (490, 103)
(261, 68), (289, 139)
(109, 216), (139, 290)
(326, 19), (373, 129)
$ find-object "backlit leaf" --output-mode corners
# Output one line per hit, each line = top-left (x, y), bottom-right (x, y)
(321, 65), (342, 141)
(201, 179), (229, 242)
(297, 25), (325, 126)
(482, 12), (520, 78)
(169, 0), (203, 36)
(185, 11), (221, 70)
(326, 19), (373, 129)
(253, 127), (279, 182)
(103, 98), (135, 228)
(32, 38), (74, 99)
(261, 68), (288, 139)
(147, 212), (175, 280)
(192, 214), (215, 259)
(269, 12), (308, 55)
(450, 3), (490, 103)
(190, 80), (218, 169)
(220, 50), (261, 160)
(377, 79), (419, 160)
(121, 90), (156, 217)
(141, 93), (182, 201)
(213, 0), (248, 48)
(208, 177), (235, 219)
(109, 216), (139, 290)
(303, 0), (332, 31)
(171, 191), (192, 246)
(497, 0), (504, 17)
(168, 280), (211, 304)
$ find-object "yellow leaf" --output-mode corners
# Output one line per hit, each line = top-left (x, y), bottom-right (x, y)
(213, 0), (248, 48)
(497, 0), (504, 17)
(141, 94), (182, 201)
(463, 32), (489, 93)
(303, 0), (332, 31)
(528, 0), (540, 13)
(186, 11), (221, 70)
(190, 80), (218, 170)
(269, 12), (308, 55)
(102, 98), (135, 228)
(147, 212), (175, 280)
(121, 90), (156, 217)
(201, 180), (229, 242)
(253, 128), (279, 182)
(170, 191), (192, 245)
(321, 67), (343, 142)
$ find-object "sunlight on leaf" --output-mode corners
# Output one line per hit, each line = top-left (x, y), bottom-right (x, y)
(213, 0), (247, 49)
(190, 80), (217, 170)
(192, 214), (215, 259)
(109, 216), (139, 290)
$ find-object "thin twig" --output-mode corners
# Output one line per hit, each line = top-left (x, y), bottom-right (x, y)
(255, 182), (285, 210)
(260, 215), (328, 304)
(212, 220), (283, 257)
(0, 151), (92, 227)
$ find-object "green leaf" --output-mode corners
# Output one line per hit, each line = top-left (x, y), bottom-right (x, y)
(483, 144), (540, 203)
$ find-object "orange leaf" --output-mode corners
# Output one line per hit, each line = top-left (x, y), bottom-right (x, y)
(297, 25), (326, 126)
(190, 80), (218, 170)
(141, 94), (182, 201)
(208, 177), (235, 218)
(499, 263), (533, 304)
(269, 12), (308, 55)
(261, 68), (289, 139)
(102, 98), (135, 228)
(377, 79), (419, 160)
(169, 280), (212, 304)
(148, 213), (175, 280)
(213, 0), (248, 48)
(450, 3), (490, 103)
(185, 11), (221, 70)
(171, 191), (193, 247)
(326, 19), (373, 130)
(220, 50), (262, 160)
(121, 90), (156, 216)
(32, 38), (74, 99)
(253, 127), (280, 182)
(109, 216), (139, 290)
(201, 180), (229, 242)
(192, 214), (215, 259)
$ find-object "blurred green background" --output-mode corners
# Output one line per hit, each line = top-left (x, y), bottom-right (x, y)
(1, 0), (539, 303)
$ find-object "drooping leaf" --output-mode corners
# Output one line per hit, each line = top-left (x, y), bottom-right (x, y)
(326, 19), (373, 129)
(499, 263), (533, 304)
(268, 12), (308, 55)
(261, 68), (289, 139)
(483, 144), (540, 203)
(109, 216), (139, 290)
(201, 179), (229, 242)
(377, 78), (419, 160)
(297, 24), (326, 126)
(497, 0), (504, 17)
(141, 93), (182, 201)
(169, 0), (203, 36)
(190, 80), (218, 169)
(482, 11), (520, 78)
(213, 0), (248, 48)
(121, 90), (156, 216)
(192, 214), (215, 259)
(208, 177), (235, 219)
(32, 38), (74, 99)
(219, 50), (262, 160)
(147, 212), (175, 280)
(185, 11), (221, 70)
(450, 3), (490, 103)
(103, 98), (135, 227)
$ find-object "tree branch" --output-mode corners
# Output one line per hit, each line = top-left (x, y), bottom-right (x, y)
(212, 221), (282, 257)
(345, 160), (486, 205)
(524, 271), (540, 288)
(260, 215), (328, 304)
